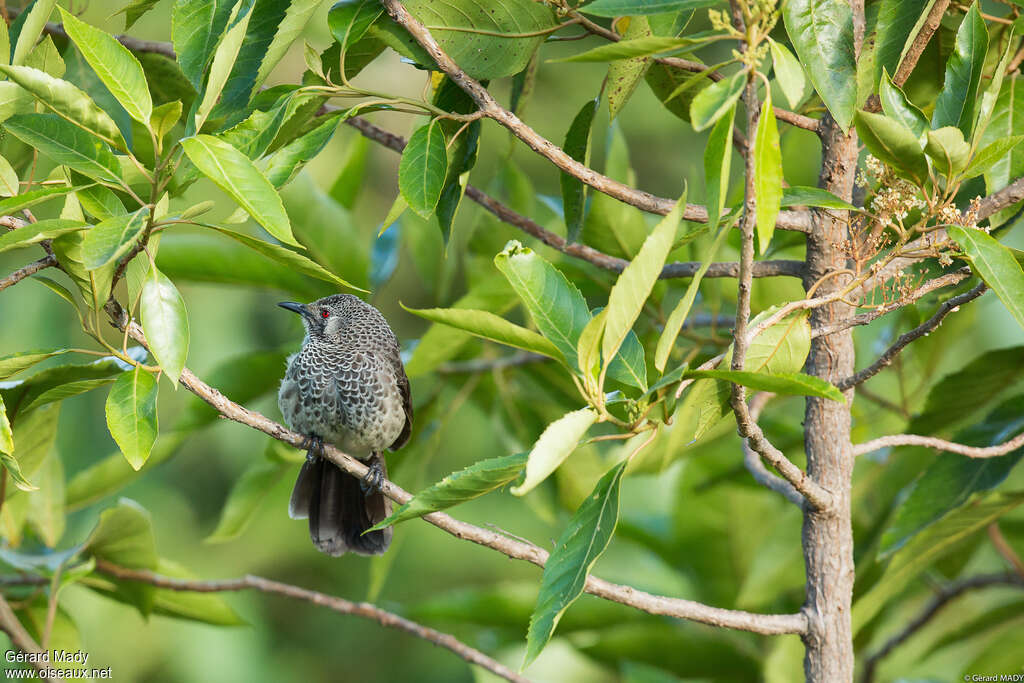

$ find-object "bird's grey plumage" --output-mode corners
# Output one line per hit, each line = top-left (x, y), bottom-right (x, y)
(278, 294), (412, 556)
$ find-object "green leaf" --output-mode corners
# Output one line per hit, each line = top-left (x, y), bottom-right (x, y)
(524, 459), (627, 666)
(105, 368), (159, 471)
(83, 498), (157, 615)
(783, 0), (856, 131)
(949, 226), (1024, 331)
(925, 126), (971, 179)
(607, 16), (653, 121)
(852, 492), (1024, 634)
(704, 101), (735, 234)
(0, 219), (86, 254)
(181, 135), (298, 247)
(581, 0), (718, 16)
(0, 394), (11, 456)
(931, 3), (987, 137)
(398, 120), (448, 218)
(602, 188), (685, 368)
(0, 65), (125, 148)
(1, 360), (124, 420)
(879, 67), (927, 142)
(511, 408), (598, 497)
(645, 60), (709, 123)
(0, 185), (82, 217)
(144, 558), (246, 625)
(655, 224), (730, 371)
(250, 0), (323, 103)
(3, 113), (122, 184)
(0, 155), (18, 196)
(171, 0), (236, 89)
(116, 0), (162, 30)
(494, 241), (591, 372)
(205, 461), (288, 543)
(402, 305), (566, 364)
(780, 186), (857, 210)
(80, 208), (148, 270)
(381, 0), (556, 80)
(874, 0), (932, 84)
(58, 9), (152, 125)
(20, 377), (117, 415)
(980, 75), (1024, 228)
(754, 91), (782, 254)
(10, 0), (57, 67)
(768, 39), (805, 109)
(880, 395), (1024, 558)
(974, 38), (1014, 146)
(150, 100), (183, 141)
(25, 452), (64, 547)
(685, 370), (844, 402)
(854, 110), (929, 185)
(262, 113), (343, 188)
(328, 0), (383, 53)
(198, 223), (365, 293)
(561, 97), (600, 243)
(689, 71), (744, 133)
(140, 267), (189, 386)
(554, 36), (690, 63)
(606, 329), (647, 391)
(964, 136), (1024, 178)
(369, 453), (528, 531)
(191, 0), (254, 132)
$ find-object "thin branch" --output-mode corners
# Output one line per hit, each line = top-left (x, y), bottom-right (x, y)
(93, 560), (525, 683)
(438, 352), (548, 374)
(988, 523), (1024, 578)
(852, 430), (1024, 458)
(346, 116), (804, 278)
(377, 0), (811, 231)
(836, 283), (988, 390)
(0, 254), (57, 293)
(102, 301), (806, 636)
(860, 573), (1024, 683)
(0, 593), (47, 673)
(742, 393), (804, 506)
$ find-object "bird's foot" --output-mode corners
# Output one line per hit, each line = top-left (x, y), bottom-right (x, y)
(301, 434), (324, 461)
(361, 456), (385, 494)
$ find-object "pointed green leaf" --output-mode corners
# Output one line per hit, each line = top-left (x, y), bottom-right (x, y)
(964, 136), (1024, 179)
(25, 452), (64, 547)
(10, 0), (57, 67)
(948, 226), (1024, 331)
(83, 498), (157, 615)
(925, 126), (971, 179)
(854, 110), (929, 185)
(874, 0), (932, 84)
(931, 3), (987, 137)
(172, 0), (236, 89)
(879, 67), (927, 142)
(780, 186), (857, 210)
(511, 408), (598, 496)
(205, 461), (289, 543)
(783, 0), (856, 131)
(150, 100), (183, 141)
(974, 38), (1014, 145)
(140, 267), (189, 386)
(602, 188), (685, 367)
(754, 92), (782, 254)
(399, 120), (448, 218)
(329, 0), (383, 53)
(607, 16), (653, 120)
(262, 113), (343, 188)
(58, 9), (152, 124)
(105, 368), (159, 471)
(3, 113), (122, 184)
(0, 219), (87, 254)
(19, 377), (117, 415)
(80, 208), (148, 270)
(524, 459), (627, 666)
(685, 370), (844, 402)
(0, 349), (71, 380)
(606, 329), (647, 391)
(689, 71), (744, 132)
(581, 0), (718, 16)
(554, 36), (690, 63)
(577, 309), (607, 384)
(181, 135), (298, 247)
(768, 39), (805, 109)
(561, 97), (600, 243)
(403, 305), (565, 364)
(0, 185), (82, 218)
(0, 65), (125, 147)
(191, 0), (254, 132)
(0, 394), (13, 456)
(368, 453), (528, 531)
(704, 101), (735, 234)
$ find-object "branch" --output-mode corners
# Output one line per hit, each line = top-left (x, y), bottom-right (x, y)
(742, 393), (804, 506)
(437, 352), (548, 374)
(346, 116), (804, 278)
(0, 593), (47, 673)
(92, 560), (525, 683)
(852, 430), (1024, 458)
(377, 0), (811, 231)
(0, 254), (57, 293)
(102, 302), (806, 636)
(836, 282), (988, 390)
(988, 523), (1024, 578)
(860, 572), (1024, 683)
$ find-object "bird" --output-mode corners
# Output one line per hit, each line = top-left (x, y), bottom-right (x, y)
(277, 294), (412, 556)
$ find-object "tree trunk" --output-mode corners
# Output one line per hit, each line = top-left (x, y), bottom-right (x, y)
(801, 115), (858, 681)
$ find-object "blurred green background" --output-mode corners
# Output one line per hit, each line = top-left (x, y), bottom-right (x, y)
(2, 1), (1024, 681)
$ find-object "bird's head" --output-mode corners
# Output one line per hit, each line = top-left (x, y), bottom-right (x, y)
(278, 294), (367, 342)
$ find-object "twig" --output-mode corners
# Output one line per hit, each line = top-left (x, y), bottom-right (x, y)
(836, 283), (988, 390)
(742, 393), (804, 506)
(93, 560), (525, 683)
(0, 254), (57, 292)
(102, 301), (807, 636)
(0, 593), (47, 673)
(860, 572), (1024, 683)
(438, 352), (548, 374)
(377, 0), (811, 230)
(988, 523), (1024, 577)
(852, 430), (1024, 457)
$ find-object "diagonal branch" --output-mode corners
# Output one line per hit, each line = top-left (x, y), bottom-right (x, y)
(0, 593), (47, 673)
(377, 0), (811, 231)
(742, 393), (805, 506)
(852, 430), (1024, 458)
(102, 301), (807, 637)
(93, 560), (526, 683)
(0, 254), (57, 293)
(836, 282), (988, 390)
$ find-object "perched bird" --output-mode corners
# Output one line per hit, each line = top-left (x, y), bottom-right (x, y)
(277, 294), (412, 556)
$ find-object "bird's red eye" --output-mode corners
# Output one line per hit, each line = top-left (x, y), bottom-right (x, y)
(320, 310), (329, 319)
